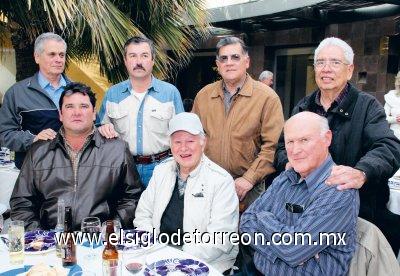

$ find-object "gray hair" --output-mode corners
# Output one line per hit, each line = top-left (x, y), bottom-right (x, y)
(34, 32), (67, 55)
(259, 70), (273, 81)
(317, 115), (330, 137)
(216, 36), (248, 57)
(124, 36), (156, 60)
(314, 37), (354, 65)
(170, 133), (206, 147)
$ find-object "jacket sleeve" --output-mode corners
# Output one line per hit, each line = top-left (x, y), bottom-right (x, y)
(10, 149), (41, 230)
(273, 104), (302, 173)
(132, 170), (158, 233)
(115, 145), (143, 228)
(0, 86), (35, 151)
(243, 95), (284, 184)
(354, 99), (400, 187)
(183, 174), (239, 263)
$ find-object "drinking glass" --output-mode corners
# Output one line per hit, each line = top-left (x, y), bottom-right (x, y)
(123, 246), (145, 274)
(81, 217), (101, 260)
(101, 220), (121, 241)
(9, 220), (24, 265)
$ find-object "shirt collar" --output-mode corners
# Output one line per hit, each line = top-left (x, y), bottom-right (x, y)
(286, 155), (334, 193)
(315, 83), (349, 108)
(125, 75), (159, 94)
(38, 71), (66, 90)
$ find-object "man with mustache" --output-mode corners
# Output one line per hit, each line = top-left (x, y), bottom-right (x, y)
(0, 32), (71, 168)
(98, 36), (184, 187)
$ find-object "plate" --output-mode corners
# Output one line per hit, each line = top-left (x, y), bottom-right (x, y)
(117, 229), (155, 251)
(144, 258), (209, 276)
(0, 264), (82, 276)
(24, 230), (56, 254)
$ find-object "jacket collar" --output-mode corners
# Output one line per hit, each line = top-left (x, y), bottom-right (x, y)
(298, 82), (359, 119)
(27, 72), (71, 96)
(211, 73), (254, 99)
(49, 127), (103, 151)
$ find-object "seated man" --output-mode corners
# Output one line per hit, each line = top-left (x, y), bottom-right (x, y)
(10, 82), (142, 231)
(134, 112), (239, 273)
(240, 112), (359, 275)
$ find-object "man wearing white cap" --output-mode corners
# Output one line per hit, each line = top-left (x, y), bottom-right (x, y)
(134, 112), (239, 273)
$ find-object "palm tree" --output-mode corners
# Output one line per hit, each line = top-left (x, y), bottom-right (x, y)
(0, 0), (210, 83)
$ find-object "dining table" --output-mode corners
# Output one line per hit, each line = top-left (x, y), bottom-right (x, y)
(0, 163), (19, 210)
(0, 233), (222, 275)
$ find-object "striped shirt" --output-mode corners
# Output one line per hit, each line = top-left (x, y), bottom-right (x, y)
(314, 84), (349, 116)
(240, 156), (359, 276)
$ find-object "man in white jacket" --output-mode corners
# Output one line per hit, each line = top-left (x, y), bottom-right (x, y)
(134, 112), (239, 273)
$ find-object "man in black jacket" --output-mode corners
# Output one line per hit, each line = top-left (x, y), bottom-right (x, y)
(10, 82), (143, 230)
(274, 37), (400, 253)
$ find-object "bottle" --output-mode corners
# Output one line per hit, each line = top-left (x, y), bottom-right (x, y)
(62, 206), (77, 267)
(55, 198), (65, 258)
(102, 220), (119, 276)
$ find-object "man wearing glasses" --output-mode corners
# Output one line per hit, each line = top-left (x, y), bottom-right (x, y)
(192, 37), (284, 211)
(274, 37), (400, 254)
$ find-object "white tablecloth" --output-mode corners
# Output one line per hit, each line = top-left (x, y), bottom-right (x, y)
(0, 239), (222, 275)
(388, 177), (400, 215)
(0, 165), (19, 209)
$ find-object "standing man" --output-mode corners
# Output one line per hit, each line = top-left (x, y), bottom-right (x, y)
(274, 37), (400, 253)
(0, 32), (70, 168)
(11, 82), (142, 230)
(193, 37), (284, 210)
(259, 70), (274, 87)
(98, 36), (184, 187)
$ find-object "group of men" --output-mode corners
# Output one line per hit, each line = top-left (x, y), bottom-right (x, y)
(0, 31), (399, 275)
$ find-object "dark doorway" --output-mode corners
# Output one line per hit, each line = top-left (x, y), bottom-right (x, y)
(274, 47), (317, 118)
(176, 53), (219, 101)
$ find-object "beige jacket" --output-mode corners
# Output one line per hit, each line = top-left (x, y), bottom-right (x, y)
(193, 75), (284, 203)
(348, 217), (400, 276)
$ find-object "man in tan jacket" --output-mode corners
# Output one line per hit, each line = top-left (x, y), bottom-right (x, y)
(192, 36), (284, 210)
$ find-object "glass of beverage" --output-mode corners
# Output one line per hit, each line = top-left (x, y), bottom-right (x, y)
(101, 220), (121, 241)
(122, 246), (145, 274)
(81, 217), (101, 260)
(8, 220), (24, 265)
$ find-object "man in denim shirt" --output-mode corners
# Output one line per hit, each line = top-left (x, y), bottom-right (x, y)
(98, 36), (184, 187)
(240, 112), (359, 275)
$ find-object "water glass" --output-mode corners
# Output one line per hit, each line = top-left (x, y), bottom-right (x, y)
(101, 220), (121, 241)
(81, 217), (101, 260)
(9, 220), (24, 265)
(123, 246), (145, 274)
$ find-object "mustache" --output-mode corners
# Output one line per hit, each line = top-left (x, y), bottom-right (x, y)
(133, 65), (145, 70)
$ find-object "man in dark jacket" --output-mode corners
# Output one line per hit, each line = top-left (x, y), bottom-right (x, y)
(10, 82), (143, 231)
(274, 37), (400, 253)
(0, 32), (71, 169)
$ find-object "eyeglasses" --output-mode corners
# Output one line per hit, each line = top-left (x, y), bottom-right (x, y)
(217, 54), (242, 63)
(314, 59), (349, 69)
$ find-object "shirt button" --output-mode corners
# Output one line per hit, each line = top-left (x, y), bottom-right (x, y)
(340, 109), (343, 112)
(345, 112), (348, 115)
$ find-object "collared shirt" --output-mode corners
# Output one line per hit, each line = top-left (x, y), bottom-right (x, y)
(240, 156), (359, 276)
(98, 76), (184, 156)
(60, 127), (95, 191)
(222, 77), (246, 114)
(38, 72), (67, 109)
(314, 84), (349, 116)
(176, 164), (188, 197)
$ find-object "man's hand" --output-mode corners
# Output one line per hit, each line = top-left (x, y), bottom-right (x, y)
(285, 162), (292, 170)
(33, 128), (57, 142)
(98, 123), (118, 139)
(235, 177), (253, 201)
(325, 165), (366, 190)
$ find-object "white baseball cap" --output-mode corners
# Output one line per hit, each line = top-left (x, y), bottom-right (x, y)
(168, 112), (205, 136)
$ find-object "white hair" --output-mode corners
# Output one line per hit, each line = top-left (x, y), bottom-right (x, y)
(314, 37), (354, 65)
(34, 32), (67, 55)
(318, 116), (330, 137)
(259, 70), (273, 81)
(169, 133), (206, 146)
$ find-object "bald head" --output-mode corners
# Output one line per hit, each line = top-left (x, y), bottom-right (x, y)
(284, 112), (332, 177)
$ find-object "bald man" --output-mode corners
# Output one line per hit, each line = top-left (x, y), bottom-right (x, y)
(240, 112), (359, 276)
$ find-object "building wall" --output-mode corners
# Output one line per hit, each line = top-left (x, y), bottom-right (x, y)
(247, 15), (399, 104)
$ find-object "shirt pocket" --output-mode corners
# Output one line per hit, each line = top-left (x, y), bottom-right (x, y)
(285, 209), (302, 226)
(107, 108), (129, 135)
(148, 104), (174, 134)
